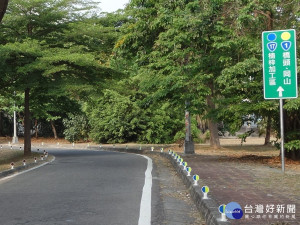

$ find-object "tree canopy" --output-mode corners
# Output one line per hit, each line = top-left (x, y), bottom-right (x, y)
(0, 0), (300, 159)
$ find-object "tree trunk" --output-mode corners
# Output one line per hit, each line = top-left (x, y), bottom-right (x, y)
(50, 120), (58, 139)
(264, 115), (271, 145)
(206, 95), (220, 149)
(34, 119), (38, 138)
(0, 0), (8, 23)
(24, 88), (31, 156)
(196, 114), (208, 134)
(208, 119), (220, 149)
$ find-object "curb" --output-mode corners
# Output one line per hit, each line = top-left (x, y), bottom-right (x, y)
(96, 147), (231, 225)
(0, 157), (54, 180)
(162, 153), (231, 225)
(0, 164), (33, 179)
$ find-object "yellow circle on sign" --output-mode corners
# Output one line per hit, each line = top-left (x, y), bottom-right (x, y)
(281, 32), (291, 41)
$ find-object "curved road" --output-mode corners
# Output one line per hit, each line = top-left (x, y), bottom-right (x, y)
(0, 149), (151, 225)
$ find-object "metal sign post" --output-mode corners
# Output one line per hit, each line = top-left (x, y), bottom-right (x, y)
(262, 29), (298, 173)
(279, 99), (285, 173)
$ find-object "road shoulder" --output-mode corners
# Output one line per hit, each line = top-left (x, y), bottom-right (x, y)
(149, 153), (205, 225)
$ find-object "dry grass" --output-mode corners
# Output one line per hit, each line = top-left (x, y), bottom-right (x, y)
(0, 149), (43, 171)
(0, 137), (71, 145)
(172, 138), (300, 173)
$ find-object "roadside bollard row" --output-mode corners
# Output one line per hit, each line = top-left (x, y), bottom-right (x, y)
(167, 149), (208, 194)
(167, 149), (228, 223)
(9, 150), (49, 171)
(0, 144), (23, 151)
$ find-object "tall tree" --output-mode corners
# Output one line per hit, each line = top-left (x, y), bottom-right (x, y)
(0, 0), (113, 155)
(115, 0), (224, 148)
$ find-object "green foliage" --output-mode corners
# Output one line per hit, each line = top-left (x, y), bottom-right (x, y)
(63, 113), (90, 142)
(86, 87), (183, 144)
(238, 129), (255, 146)
(173, 117), (204, 143)
(138, 103), (182, 144)
(285, 140), (300, 152)
(87, 89), (142, 143)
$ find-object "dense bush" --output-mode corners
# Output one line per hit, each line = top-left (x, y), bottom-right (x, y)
(86, 89), (183, 144)
(63, 114), (90, 142)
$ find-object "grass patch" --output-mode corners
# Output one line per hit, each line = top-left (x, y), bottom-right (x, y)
(0, 149), (42, 171)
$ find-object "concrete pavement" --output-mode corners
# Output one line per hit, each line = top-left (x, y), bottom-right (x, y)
(0, 150), (147, 225)
(0, 147), (206, 225)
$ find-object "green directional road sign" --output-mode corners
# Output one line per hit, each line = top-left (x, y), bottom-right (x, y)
(262, 29), (298, 99)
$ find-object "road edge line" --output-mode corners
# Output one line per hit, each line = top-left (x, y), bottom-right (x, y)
(138, 154), (153, 225)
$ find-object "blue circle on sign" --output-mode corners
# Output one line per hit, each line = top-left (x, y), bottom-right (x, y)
(267, 33), (276, 41)
(225, 202), (243, 219)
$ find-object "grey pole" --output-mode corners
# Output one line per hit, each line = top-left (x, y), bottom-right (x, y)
(12, 91), (18, 144)
(184, 101), (194, 154)
(279, 99), (285, 173)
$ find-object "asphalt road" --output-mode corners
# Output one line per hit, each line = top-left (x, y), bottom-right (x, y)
(0, 149), (151, 225)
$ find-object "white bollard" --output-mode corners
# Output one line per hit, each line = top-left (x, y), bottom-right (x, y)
(179, 158), (183, 165)
(201, 186), (209, 199)
(34, 157), (37, 163)
(40, 155), (44, 161)
(193, 175), (199, 186)
(151, 147), (154, 151)
(160, 148), (164, 153)
(23, 160), (26, 166)
(218, 204), (227, 221)
(10, 162), (14, 169)
(182, 162), (187, 171)
(186, 167), (192, 176)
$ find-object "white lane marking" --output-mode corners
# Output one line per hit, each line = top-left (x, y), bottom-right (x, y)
(138, 155), (153, 225)
(0, 156), (55, 182)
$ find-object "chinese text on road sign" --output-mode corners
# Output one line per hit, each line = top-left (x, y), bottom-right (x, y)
(262, 29), (298, 99)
